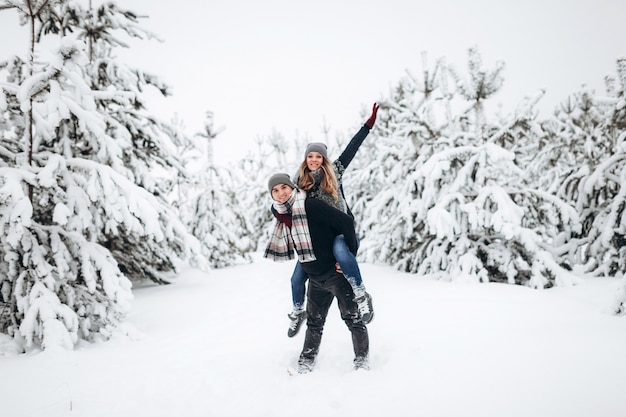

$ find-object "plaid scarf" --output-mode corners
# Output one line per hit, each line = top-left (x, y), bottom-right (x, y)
(264, 188), (316, 263)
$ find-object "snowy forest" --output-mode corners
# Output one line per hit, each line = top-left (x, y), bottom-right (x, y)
(0, 0), (625, 353)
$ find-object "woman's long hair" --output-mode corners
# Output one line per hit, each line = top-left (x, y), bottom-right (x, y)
(297, 157), (339, 202)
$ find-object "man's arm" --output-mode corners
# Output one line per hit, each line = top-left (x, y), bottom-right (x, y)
(306, 199), (358, 254)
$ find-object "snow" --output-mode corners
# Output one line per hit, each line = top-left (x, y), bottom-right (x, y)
(2, 253), (626, 417)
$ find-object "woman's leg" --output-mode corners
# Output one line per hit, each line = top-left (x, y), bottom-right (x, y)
(333, 235), (374, 324)
(290, 261), (307, 310)
(332, 235), (364, 291)
(288, 262), (308, 337)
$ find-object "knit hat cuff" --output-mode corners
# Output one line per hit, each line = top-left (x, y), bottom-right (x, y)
(268, 173), (295, 193)
(304, 142), (328, 159)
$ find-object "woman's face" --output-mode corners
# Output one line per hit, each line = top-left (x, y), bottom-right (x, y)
(271, 184), (294, 203)
(306, 152), (324, 171)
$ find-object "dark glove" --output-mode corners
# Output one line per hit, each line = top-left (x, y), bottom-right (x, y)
(275, 212), (292, 228)
(271, 206), (293, 227)
(365, 103), (379, 129)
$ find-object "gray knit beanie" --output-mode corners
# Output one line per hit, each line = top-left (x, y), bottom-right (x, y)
(304, 142), (328, 159)
(267, 173), (296, 194)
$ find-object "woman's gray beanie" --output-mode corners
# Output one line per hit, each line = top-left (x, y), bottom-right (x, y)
(268, 173), (295, 193)
(304, 142), (328, 159)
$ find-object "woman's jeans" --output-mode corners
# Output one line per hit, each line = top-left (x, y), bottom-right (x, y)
(291, 235), (362, 309)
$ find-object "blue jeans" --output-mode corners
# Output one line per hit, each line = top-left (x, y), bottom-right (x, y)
(290, 235), (363, 308)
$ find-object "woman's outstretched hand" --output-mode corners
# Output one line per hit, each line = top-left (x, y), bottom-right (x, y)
(365, 102), (380, 129)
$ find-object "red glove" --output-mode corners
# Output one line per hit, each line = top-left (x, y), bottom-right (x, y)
(365, 103), (379, 129)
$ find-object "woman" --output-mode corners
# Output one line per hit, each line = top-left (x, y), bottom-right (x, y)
(281, 103), (379, 336)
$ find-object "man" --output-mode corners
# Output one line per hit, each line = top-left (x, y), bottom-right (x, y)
(264, 173), (370, 373)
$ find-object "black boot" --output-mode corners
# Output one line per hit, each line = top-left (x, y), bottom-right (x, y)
(287, 309), (306, 337)
(354, 292), (374, 324)
(297, 355), (316, 374)
(354, 355), (370, 371)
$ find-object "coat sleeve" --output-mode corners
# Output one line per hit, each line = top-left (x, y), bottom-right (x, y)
(307, 199), (358, 255)
(336, 124), (370, 171)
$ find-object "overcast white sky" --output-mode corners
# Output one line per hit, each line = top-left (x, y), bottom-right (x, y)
(1, 0), (625, 161)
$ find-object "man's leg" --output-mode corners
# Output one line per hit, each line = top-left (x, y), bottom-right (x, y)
(298, 276), (333, 373)
(330, 272), (370, 369)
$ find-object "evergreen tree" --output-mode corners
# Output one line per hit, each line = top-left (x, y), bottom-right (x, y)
(448, 46), (505, 138)
(532, 58), (626, 285)
(62, 1), (204, 282)
(353, 48), (578, 288)
(548, 58), (626, 314)
(346, 53), (450, 242)
(184, 112), (254, 268)
(0, 0), (201, 350)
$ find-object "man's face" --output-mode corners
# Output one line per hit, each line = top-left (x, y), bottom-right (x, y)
(271, 184), (294, 203)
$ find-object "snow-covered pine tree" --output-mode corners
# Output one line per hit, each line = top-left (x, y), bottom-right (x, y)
(529, 58), (626, 288)
(346, 52), (451, 243)
(354, 48), (578, 288)
(537, 90), (608, 193)
(351, 50), (479, 259)
(183, 112), (254, 268)
(448, 46), (505, 139)
(544, 58), (626, 314)
(0, 0), (202, 351)
(62, 1), (204, 282)
(536, 57), (626, 314)
(609, 59), (626, 315)
(406, 142), (580, 287)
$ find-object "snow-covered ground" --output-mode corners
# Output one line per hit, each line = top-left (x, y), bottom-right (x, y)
(2, 253), (626, 417)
